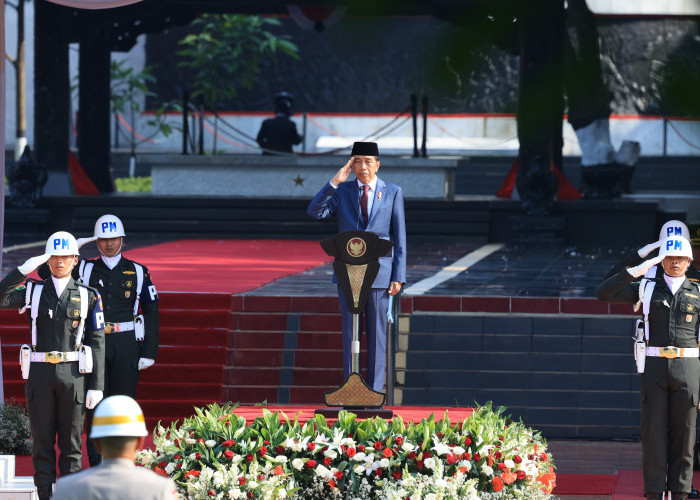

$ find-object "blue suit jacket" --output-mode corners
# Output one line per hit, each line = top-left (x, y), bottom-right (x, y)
(307, 177), (407, 288)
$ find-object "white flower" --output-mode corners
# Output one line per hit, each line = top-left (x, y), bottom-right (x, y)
(352, 452), (367, 462)
(292, 458), (304, 471)
(424, 457), (436, 470)
(278, 490), (286, 498)
(274, 455), (288, 463)
(205, 440), (216, 448)
(282, 437), (295, 448)
(431, 437), (451, 456)
(410, 495), (421, 500)
(435, 478), (448, 488)
(248, 481), (258, 489)
(401, 442), (415, 453)
(452, 446), (465, 455)
(188, 453), (198, 460)
(426, 494), (437, 500)
(185, 438), (196, 445)
(459, 460), (472, 471)
(314, 464), (332, 480)
(504, 459), (515, 469)
(481, 463), (494, 476)
(324, 449), (338, 459)
(379, 458), (390, 468)
(353, 465), (365, 475)
(165, 462), (176, 474)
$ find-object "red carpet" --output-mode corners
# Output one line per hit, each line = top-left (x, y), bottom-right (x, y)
(553, 473), (618, 496)
(613, 470), (700, 498)
(124, 239), (332, 293)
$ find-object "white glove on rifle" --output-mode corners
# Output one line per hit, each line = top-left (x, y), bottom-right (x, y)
(18, 254), (51, 276)
(76, 236), (98, 248)
(627, 255), (664, 278)
(138, 358), (155, 371)
(85, 390), (103, 410)
(637, 240), (661, 259)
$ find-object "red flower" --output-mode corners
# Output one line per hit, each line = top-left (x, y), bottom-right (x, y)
(446, 453), (457, 465)
(474, 453), (481, 462)
(374, 441), (382, 451)
(174, 439), (180, 447)
(224, 450), (234, 460)
(464, 453), (471, 460)
(495, 451), (502, 459)
(323, 457), (332, 467)
(246, 454), (254, 462)
(328, 480), (336, 489)
(464, 436), (472, 446)
(408, 451), (417, 460)
(264, 440), (270, 445)
(174, 454), (181, 460)
(154, 466), (168, 477)
(207, 490), (216, 496)
(497, 462), (506, 471)
(158, 461), (167, 469)
(257, 474), (264, 482)
(247, 493), (253, 499)
(259, 446), (267, 457)
(222, 440), (235, 448)
(437, 432), (443, 439)
(238, 477), (246, 485)
(392, 471), (402, 479)
(459, 466), (467, 474)
(185, 469), (200, 479)
(347, 447), (357, 458)
(499, 436), (504, 442)
(417, 460), (424, 470)
(195, 452), (202, 460)
(422, 451), (431, 459)
(493, 476), (504, 492)
(304, 460), (316, 469)
(540, 452), (548, 461)
(514, 455), (522, 464)
(274, 465), (284, 476)
(334, 471), (343, 479)
(307, 442), (316, 451)
(375, 467), (383, 477)
(275, 445), (285, 454)
(382, 448), (393, 458)
(394, 436), (404, 446)
(517, 470), (526, 480)
(357, 445), (365, 453)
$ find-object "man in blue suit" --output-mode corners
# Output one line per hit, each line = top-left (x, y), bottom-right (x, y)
(308, 142), (407, 392)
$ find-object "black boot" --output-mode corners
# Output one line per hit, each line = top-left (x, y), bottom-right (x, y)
(36, 484), (53, 500)
(689, 486), (700, 499)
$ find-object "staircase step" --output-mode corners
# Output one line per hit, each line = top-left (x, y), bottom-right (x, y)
(161, 309), (230, 329)
(159, 291), (232, 310)
(140, 363), (225, 384)
(136, 382), (222, 400)
(160, 327), (228, 347)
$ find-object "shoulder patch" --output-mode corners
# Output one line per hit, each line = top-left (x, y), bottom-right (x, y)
(15, 285), (26, 291)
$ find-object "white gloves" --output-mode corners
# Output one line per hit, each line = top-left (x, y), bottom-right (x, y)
(138, 358), (155, 370)
(628, 255), (664, 278)
(86, 390), (104, 410)
(637, 240), (661, 259)
(18, 254), (51, 276)
(76, 236), (98, 248)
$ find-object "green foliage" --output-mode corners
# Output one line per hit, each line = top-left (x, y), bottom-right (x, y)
(0, 400), (32, 455)
(114, 176), (151, 193)
(177, 14), (300, 111)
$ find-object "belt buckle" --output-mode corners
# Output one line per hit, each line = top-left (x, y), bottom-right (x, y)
(105, 323), (115, 334)
(662, 347), (680, 359)
(46, 351), (64, 364)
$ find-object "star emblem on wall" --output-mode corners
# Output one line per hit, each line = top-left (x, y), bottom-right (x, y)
(293, 174), (305, 186)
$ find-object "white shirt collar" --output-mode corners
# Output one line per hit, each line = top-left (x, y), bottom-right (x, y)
(101, 253), (122, 270)
(663, 274), (686, 295)
(356, 177), (378, 191)
(51, 275), (71, 297)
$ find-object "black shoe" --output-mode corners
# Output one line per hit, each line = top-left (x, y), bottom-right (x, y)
(689, 487), (700, 499)
(36, 484), (53, 500)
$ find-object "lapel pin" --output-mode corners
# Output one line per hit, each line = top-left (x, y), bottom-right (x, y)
(377, 191), (382, 202)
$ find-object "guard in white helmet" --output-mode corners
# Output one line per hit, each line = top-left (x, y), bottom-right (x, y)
(76, 214), (160, 467)
(53, 396), (178, 500)
(0, 231), (105, 500)
(597, 236), (700, 500)
(604, 220), (700, 282)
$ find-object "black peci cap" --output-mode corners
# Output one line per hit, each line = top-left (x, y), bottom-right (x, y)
(351, 142), (379, 156)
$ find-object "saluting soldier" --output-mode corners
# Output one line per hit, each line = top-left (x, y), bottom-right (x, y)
(597, 235), (700, 500)
(0, 231), (105, 500)
(77, 214), (159, 466)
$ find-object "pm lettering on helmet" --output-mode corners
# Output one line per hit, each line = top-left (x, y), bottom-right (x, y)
(667, 226), (683, 237)
(54, 238), (69, 250)
(667, 239), (683, 251)
(102, 221), (118, 233)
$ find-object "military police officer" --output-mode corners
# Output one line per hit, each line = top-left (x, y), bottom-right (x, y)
(77, 214), (160, 466)
(597, 235), (700, 500)
(0, 231), (105, 500)
(53, 395), (178, 500)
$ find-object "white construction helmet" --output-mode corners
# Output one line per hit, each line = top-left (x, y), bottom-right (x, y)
(90, 395), (148, 439)
(94, 214), (126, 239)
(659, 220), (690, 242)
(45, 231), (79, 256)
(659, 236), (694, 260)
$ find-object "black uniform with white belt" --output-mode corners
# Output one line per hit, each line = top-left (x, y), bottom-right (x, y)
(597, 270), (700, 497)
(0, 268), (105, 491)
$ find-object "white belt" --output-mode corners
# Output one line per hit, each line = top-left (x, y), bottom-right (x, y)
(105, 321), (135, 334)
(646, 346), (700, 359)
(30, 351), (79, 363)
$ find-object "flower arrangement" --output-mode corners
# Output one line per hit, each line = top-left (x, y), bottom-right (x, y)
(0, 399), (32, 455)
(136, 402), (555, 499)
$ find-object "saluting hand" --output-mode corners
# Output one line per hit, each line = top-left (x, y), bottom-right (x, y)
(330, 157), (354, 187)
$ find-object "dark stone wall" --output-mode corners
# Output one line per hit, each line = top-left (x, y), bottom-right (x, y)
(145, 16), (699, 116)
